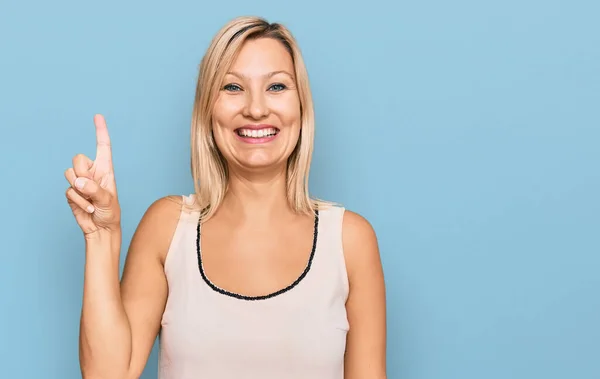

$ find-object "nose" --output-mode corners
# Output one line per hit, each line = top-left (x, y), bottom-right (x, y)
(243, 89), (269, 120)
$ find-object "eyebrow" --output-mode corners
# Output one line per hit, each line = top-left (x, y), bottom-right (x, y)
(227, 70), (295, 80)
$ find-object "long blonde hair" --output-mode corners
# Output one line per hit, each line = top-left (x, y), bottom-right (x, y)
(188, 16), (327, 220)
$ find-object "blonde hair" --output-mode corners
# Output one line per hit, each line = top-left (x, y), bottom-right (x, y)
(188, 16), (328, 220)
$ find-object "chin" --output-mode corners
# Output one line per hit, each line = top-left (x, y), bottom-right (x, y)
(238, 156), (285, 171)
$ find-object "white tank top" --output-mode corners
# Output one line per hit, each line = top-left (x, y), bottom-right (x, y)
(158, 194), (349, 379)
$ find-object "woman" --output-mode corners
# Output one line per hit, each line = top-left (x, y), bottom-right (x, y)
(65, 16), (386, 379)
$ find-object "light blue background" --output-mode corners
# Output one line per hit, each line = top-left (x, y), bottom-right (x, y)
(1, 0), (598, 378)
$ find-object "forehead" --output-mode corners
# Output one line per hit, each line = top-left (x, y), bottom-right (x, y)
(229, 37), (294, 75)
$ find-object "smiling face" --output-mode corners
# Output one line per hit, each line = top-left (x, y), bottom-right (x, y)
(211, 37), (302, 173)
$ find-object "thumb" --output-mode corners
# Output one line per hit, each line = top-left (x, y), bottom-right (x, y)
(73, 177), (112, 207)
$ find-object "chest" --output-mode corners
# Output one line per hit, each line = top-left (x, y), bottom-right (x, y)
(198, 215), (317, 298)
(160, 291), (348, 377)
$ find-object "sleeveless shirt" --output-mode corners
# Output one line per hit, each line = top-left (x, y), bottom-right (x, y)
(158, 194), (349, 379)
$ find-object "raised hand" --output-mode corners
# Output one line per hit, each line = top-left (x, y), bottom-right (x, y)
(65, 114), (121, 238)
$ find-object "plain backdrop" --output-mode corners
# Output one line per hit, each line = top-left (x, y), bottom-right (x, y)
(1, 0), (598, 378)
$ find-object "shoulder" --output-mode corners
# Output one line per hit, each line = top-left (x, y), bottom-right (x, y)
(316, 202), (378, 251)
(141, 195), (185, 223)
(341, 209), (381, 280)
(342, 209), (378, 255)
(342, 209), (377, 245)
(129, 194), (188, 265)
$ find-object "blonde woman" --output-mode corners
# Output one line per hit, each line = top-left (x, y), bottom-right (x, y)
(65, 16), (387, 379)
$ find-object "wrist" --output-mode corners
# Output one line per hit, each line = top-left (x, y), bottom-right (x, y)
(84, 224), (120, 240)
(84, 225), (122, 254)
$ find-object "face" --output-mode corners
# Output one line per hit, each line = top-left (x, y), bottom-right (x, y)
(212, 37), (301, 173)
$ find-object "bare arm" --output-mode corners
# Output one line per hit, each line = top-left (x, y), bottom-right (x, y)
(79, 196), (181, 379)
(342, 210), (387, 379)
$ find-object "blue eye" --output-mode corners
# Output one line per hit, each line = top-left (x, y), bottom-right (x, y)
(269, 83), (286, 92)
(223, 83), (242, 91)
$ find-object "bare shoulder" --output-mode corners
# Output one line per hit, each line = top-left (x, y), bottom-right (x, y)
(128, 195), (185, 265)
(341, 210), (380, 278)
(144, 194), (184, 216)
(342, 210), (377, 245)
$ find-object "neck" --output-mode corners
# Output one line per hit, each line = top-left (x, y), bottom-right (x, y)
(220, 166), (291, 223)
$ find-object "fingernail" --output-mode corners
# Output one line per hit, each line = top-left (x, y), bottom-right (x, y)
(87, 205), (95, 213)
(75, 177), (85, 189)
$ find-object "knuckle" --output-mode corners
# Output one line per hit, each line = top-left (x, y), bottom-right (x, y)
(72, 154), (89, 167)
(73, 168), (88, 177)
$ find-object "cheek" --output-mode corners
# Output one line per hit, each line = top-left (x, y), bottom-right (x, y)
(272, 94), (301, 125)
(213, 96), (244, 126)
(211, 105), (232, 148)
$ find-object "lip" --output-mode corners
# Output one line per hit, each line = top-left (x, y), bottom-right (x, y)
(234, 124), (280, 144)
(234, 124), (279, 131)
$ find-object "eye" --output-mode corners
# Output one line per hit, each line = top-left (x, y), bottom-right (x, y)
(268, 83), (287, 92)
(223, 83), (242, 92)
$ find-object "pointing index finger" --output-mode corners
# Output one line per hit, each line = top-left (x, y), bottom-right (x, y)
(94, 114), (112, 167)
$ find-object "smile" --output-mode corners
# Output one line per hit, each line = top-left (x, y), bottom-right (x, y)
(236, 127), (279, 138)
(234, 125), (280, 144)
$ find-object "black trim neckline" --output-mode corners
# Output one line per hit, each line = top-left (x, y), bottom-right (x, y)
(196, 210), (319, 301)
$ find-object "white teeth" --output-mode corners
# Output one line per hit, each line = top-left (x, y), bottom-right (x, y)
(237, 128), (278, 138)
